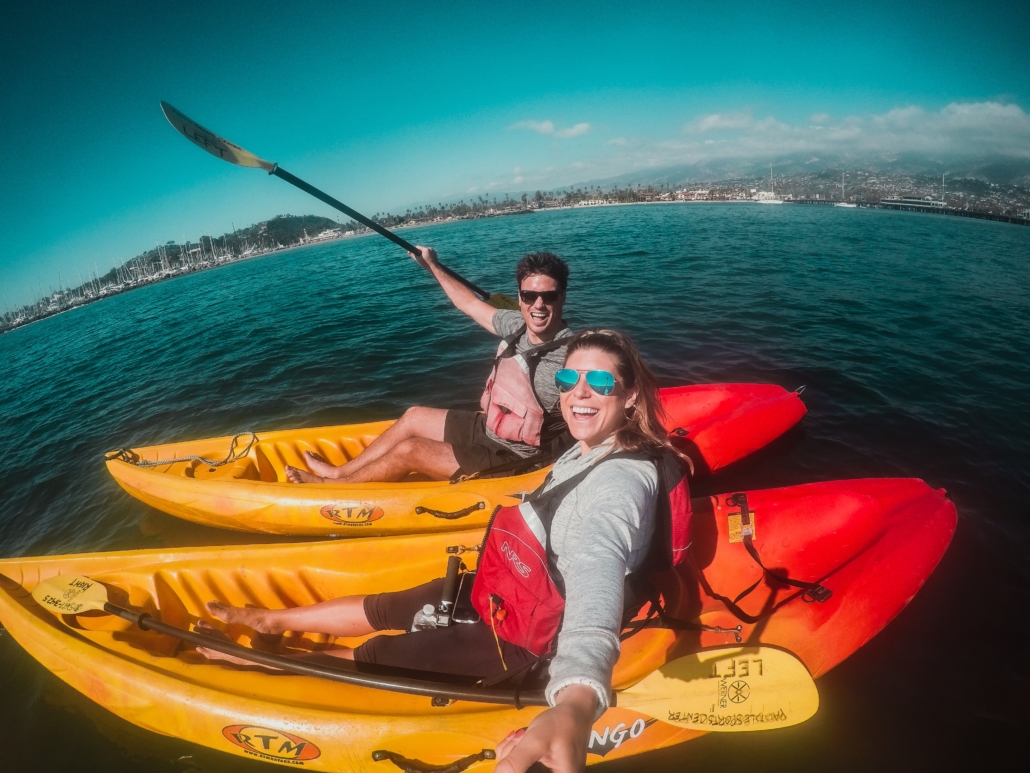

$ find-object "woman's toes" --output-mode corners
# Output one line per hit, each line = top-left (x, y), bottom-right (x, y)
(206, 601), (242, 624)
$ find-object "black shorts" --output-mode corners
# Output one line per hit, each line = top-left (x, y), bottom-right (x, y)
(443, 410), (519, 475)
(354, 578), (537, 678)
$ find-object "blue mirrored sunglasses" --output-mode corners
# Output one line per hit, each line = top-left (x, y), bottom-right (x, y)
(554, 369), (617, 396)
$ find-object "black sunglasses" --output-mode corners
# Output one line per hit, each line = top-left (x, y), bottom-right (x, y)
(519, 289), (563, 305)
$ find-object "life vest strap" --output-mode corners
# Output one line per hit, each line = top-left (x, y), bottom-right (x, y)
(623, 575), (743, 643)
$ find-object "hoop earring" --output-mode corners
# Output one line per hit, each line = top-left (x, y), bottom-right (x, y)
(625, 403), (638, 420)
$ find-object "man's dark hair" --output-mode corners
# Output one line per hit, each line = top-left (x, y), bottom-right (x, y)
(516, 252), (570, 293)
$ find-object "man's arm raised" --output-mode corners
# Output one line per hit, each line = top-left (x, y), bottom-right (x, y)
(410, 246), (499, 333)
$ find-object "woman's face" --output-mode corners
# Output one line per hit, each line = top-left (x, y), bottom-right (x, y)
(559, 347), (639, 451)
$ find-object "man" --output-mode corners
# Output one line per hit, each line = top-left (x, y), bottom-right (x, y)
(286, 245), (573, 483)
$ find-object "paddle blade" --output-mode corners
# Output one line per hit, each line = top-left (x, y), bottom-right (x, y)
(31, 575), (109, 616)
(160, 102), (275, 172)
(617, 646), (818, 732)
(487, 293), (520, 311)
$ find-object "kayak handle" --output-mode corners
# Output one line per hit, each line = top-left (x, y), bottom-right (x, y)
(415, 502), (486, 520)
(371, 748), (496, 773)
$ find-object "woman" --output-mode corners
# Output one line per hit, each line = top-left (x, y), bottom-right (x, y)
(200, 329), (685, 773)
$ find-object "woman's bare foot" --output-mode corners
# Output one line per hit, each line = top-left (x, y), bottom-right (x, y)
(284, 465), (325, 484)
(303, 451), (345, 479)
(193, 620), (278, 667)
(206, 601), (286, 634)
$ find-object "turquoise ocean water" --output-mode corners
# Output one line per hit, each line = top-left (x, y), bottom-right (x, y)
(1, 204), (1027, 770)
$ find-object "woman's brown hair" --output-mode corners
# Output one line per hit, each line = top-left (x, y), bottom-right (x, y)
(564, 328), (689, 465)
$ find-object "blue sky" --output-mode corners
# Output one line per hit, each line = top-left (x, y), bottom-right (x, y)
(2, 0), (1029, 308)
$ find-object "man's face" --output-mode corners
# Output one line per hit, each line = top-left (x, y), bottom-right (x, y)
(518, 274), (565, 339)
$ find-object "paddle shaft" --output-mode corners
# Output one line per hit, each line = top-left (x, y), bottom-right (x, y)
(102, 601), (546, 706)
(270, 166), (491, 302)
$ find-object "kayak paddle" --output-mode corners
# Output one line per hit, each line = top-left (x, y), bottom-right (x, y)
(159, 101), (518, 310)
(33, 574), (817, 730)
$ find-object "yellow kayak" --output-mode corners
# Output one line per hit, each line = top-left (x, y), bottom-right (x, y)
(105, 383), (807, 535)
(0, 478), (956, 770)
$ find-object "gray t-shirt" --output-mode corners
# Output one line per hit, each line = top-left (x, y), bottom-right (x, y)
(487, 309), (574, 456)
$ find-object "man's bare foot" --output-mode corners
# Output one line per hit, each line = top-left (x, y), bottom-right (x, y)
(206, 601), (286, 634)
(285, 465), (325, 484)
(303, 451), (345, 479)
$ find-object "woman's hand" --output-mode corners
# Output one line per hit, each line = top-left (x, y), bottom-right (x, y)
(408, 245), (438, 270)
(495, 684), (599, 773)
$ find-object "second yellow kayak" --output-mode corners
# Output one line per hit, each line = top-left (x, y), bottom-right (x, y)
(0, 478), (956, 770)
(106, 383), (807, 536)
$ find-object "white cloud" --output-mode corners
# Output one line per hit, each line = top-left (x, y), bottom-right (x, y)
(472, 101), (1029, 200)
(555, 122), (591, 138)
(666, 101), (1030, 161)
(511, 120), (555, 135)
(510, 120), (591, 139)
(688, 111), (754, 133)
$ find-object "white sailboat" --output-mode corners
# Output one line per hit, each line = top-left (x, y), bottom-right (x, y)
(835, 171), (857, 208)
(754, 163), (783, 204)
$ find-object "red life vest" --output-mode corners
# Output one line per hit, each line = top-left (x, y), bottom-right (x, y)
(480, 324), (568, 447)
(470, 450), (691, 656)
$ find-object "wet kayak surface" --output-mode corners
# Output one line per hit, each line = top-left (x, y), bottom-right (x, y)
(1, 203), (1028, 770)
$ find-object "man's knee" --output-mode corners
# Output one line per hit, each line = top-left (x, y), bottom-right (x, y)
(399, 406), (445, 438)
(399, 406), (430, 428)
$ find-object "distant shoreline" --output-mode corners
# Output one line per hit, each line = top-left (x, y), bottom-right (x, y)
(5, 198), (1027, 337)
